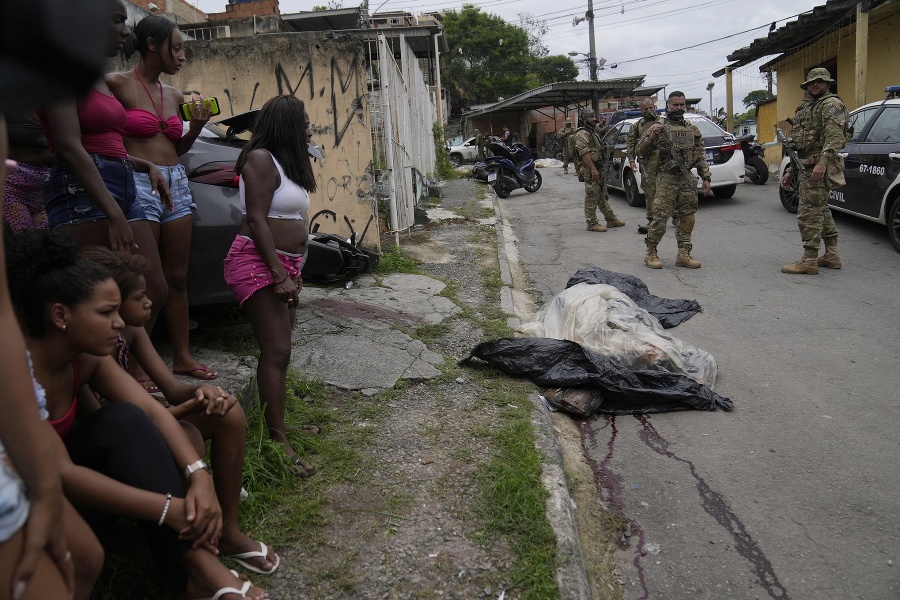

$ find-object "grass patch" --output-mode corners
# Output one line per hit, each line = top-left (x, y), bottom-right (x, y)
(374, 244), (424, 275)
(472, 376), (558, 599)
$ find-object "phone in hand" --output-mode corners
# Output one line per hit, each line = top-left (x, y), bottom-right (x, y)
(179, 97), (220, 121)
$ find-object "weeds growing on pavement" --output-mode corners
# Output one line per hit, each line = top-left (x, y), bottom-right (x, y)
(374, 243), (423, 275)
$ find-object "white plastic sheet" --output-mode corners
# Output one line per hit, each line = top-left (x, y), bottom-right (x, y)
(520, 283), (718, 388)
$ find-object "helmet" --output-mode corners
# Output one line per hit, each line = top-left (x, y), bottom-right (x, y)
(801, 67), (835, 89)
(580, 108), (597, 120)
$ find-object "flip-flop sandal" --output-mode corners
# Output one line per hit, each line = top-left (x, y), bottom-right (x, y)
(227, 541), (281, 575)
(173, 363), (218, 381)
(288, 455), (316, 478)
(136, 378), (161, 395)
(211, 578), (253, 600)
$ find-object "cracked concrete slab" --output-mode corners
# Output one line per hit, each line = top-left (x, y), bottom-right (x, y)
(290, 273), (456, 390)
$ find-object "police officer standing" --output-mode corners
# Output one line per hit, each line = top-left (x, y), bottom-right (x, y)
(626, 97), (663, 234)
(779, 68), (848, 274)
(574, 108), (625, 232)
(559, 119), (575, 175)
(636, 91), (711, 268)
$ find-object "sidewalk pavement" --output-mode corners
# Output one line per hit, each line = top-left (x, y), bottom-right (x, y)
(178, 177), (592, 598)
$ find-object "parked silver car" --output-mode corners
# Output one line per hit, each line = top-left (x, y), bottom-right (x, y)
(179, 110), (327, 305)
(602, 114), (746, 206)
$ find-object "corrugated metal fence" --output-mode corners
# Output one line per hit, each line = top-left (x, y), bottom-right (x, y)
(370, 34), (438, 235)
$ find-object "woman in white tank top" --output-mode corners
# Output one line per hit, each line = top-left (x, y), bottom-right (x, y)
(223, 95), (319, 478)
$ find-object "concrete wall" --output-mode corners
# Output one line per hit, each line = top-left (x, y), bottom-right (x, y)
(129, 0), (206, 26)
(167, 32), (379, 250)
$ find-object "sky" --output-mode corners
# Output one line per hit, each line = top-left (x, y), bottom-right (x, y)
(188, 0), (826, 114)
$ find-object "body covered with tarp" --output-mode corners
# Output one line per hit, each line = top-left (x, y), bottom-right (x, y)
(462, 338), (732, 415)
(520, 283), (717, 388)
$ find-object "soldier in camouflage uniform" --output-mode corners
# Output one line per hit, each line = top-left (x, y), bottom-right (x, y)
(626, 97), (663, 234)
(780, 68), (848, 274)
(574, 108), (625, 232)
(559, 119), (575, 174)
(636, 91), (711, 269)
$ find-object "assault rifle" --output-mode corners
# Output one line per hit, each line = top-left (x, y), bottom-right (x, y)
(661, 122), (702, 184)
(775, 126), (805, 174)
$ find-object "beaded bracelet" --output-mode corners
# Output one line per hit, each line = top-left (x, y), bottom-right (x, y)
(158, 493), (172, 527)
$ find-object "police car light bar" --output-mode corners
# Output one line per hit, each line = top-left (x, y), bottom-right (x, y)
(885, 85), (900, 100)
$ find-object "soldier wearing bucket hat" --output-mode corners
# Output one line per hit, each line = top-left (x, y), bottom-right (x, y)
(780, 67), (849, 274)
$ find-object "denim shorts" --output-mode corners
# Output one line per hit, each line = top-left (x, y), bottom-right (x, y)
(135, 163), (196, 224)
(44, 154), (144, 229)
(0, 455), (29, 544)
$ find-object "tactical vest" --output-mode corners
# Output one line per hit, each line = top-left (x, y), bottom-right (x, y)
(792, 93), (848, 157)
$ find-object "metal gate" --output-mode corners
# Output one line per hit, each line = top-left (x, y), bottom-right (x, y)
(370, 34), (437, 235)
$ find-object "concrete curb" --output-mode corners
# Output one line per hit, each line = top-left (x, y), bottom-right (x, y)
(491, 191), (593, 599)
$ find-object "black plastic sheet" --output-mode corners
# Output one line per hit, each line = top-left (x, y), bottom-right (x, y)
(462, 338), (733, 415)
(566, 267), (701, 328)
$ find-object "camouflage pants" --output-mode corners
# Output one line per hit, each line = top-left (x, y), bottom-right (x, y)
(797, 168), (838, 257)
(584, 175), (617, 225)
(640, 165), (658, 222)
(645, 170), (698, 252)
(562, 148), (572, 169)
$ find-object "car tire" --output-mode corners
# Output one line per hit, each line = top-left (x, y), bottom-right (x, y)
(712, 184), (737, 199)
(449, 153), (463, 167)
(624, 170), (645, 207)
(888, 194), (900, 253)
(555, 152), (563, 161)
(779, 169), (799, 213)
(745, 156), (769, 184)
(524, 171), (542, 193)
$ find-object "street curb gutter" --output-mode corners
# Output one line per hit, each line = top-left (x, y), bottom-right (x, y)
(492, 193), (593, 600)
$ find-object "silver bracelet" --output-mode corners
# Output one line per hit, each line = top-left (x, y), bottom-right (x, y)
(158, 493), (172, 527)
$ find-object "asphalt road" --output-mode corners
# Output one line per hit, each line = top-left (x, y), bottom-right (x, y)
(495, 167), (900, 600)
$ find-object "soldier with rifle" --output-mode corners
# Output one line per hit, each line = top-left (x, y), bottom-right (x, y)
(626, 97), (664, 234)
(778, 68), (848, 274)
(636, 91), (711, 269)
(574, 108), (625, 232)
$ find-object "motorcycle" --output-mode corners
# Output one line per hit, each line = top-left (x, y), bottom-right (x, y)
(736, 133), (769, 184)
(303, 230), (380, 289)
(484, 141), (542, 198)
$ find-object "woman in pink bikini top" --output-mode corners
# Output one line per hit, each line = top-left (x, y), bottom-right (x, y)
(106, 16), (217, 390)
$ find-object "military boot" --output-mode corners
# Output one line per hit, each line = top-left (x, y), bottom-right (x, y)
(644, 244), (662, 269)
(816, 245), (842, 269)
(563, 167), (568, 174)
(675, 248), (701, 269)
(606, 218), (625, 228)
(781, 257), (819, 274)
(586, 222), (607, 232)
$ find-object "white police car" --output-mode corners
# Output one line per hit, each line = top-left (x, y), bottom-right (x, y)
(779, 85), (900, 253)
(603, 113), (746, 206)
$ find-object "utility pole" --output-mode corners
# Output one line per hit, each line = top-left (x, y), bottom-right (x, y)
(587, 0), (598, 112)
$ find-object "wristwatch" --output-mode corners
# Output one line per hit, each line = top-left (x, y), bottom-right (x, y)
(184, 459), (210, 479)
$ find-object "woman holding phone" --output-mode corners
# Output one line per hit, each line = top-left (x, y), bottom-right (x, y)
(107, 16), (216, 390)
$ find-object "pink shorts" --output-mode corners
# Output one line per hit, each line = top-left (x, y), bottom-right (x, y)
(223, 236), (305, 307)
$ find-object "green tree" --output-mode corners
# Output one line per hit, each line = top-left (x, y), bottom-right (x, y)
(528, 55), (579, 87)
(742, 89), (772, 109)
(518, 12), (549, 58)
(441, 5), (533, 105)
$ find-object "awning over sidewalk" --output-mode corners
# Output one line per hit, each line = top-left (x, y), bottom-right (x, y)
(716, 0), (888, 73)
(462, 78), (645, 118)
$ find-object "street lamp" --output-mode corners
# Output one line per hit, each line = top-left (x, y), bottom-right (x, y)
(567, 51), (597, 82)
(706, 81), (715, 119)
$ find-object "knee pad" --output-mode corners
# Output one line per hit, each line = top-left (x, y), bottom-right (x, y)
(679, 213), (696, 233)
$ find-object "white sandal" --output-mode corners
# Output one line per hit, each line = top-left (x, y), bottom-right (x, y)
(211, 571), (254, 600)
(227, 541), (281, 575)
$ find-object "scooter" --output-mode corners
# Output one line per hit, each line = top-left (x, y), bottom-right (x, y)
(736, 133), (769, 184)
(302, 230), (380, 289)
(484, 141), (542, 198)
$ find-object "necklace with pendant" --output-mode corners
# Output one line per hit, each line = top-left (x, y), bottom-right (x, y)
(134, 67), (168, 131)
